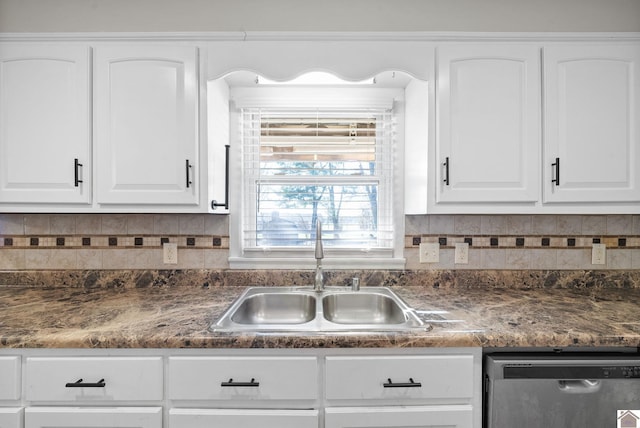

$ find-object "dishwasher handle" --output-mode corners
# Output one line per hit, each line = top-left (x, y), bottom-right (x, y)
(557, 379), (601, 393)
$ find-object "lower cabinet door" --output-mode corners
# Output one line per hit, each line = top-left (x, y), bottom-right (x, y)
(169, 408), (319, 428)
(0, 408), (23, 428)
(325, 405), (473, 428)
(25, 407), (162, 428)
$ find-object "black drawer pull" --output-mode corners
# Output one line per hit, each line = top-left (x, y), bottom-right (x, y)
(74, 158), (83, 187)
(221, 378), (259, 387)
(65, 378), (106, 388)
(551, 157), (560, 186)
(211, 144), (230, 210)
(383, 378), (422, 388)
(443, 157), (450, 185)
(185, 159), (193, 188)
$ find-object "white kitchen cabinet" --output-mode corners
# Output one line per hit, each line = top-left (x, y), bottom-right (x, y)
(325, 405), (472, 428)
(0, 409), (22, 428)
(325, 351), (479, 428)
(0, 44), (91, 205)
(0, 357), (21, 428)
(169, 408), (319, 428)
(0, 357), (20, 401)
(168, 355), (319, 427)
(168, 356), (318, 402)
(325, 355), (474, 402)
(543, 44), (640, 203)
(24, 407), (161, 428)
(168, 349), (480, 428)
(23, 357), (163, 428)
(95, 45), (199, 206)
(207, 79), (231, 213)
(435, 44), (540, 205)
(24, 357), (163, 402)
(0, 347), (481, 428)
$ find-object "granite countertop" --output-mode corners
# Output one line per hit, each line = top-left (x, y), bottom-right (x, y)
(1, 283), (639, 349)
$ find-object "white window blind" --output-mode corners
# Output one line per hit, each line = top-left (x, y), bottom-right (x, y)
(241, 108), (395, 252)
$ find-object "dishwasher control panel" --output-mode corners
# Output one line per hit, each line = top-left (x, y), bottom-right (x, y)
(602, 366), (640, 378)
(503, 363), (640, 379)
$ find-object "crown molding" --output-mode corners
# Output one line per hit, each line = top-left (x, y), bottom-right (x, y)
(1, 31), (639, 43)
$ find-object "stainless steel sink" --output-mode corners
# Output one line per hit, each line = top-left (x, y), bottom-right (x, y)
(231, 292), (316, 325)
(322, 292), (407, 325)
(210, 286), (430, 333)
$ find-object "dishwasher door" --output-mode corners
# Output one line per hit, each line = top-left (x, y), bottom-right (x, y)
(485, 355), (640, 428)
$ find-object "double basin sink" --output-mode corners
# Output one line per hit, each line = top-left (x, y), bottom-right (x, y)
(210, 286), (430, 333)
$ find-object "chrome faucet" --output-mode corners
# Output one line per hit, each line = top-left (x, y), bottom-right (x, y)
(314, 220), (324, 292)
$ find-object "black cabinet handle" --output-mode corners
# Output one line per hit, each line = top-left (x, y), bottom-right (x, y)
(551, 157), (560, 186)
(74, 158), (83, 187)
(185, 159), (193, 188)
(221, 378), (259, 387)
(211, 144), (230, 210)
(443, 157), (450, 185)
(383, 378), (422, 388)
(65, 378), (106, 388)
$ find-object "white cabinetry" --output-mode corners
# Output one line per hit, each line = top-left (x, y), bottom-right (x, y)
(168, 350), (480, 428)
(0, 44), (91, 205)
(24, 408), (161, 428)
(543, 44), (640, 203)
(0, 409), (22, 428)
(0, 347), (480, 428)
(168, 355), (320, 427)
(435, 44), (540, 205)
(325, 406), (472, 428)
(431, 41), (640, 213)
(325, 352), (478, 428)
(24, 357), (163, 401)
(0, 357), (22, 428)
(0, 357), (20, 402)
(23, 357), (162, 428)
(169, 409), (319, 428)
(95, 45), (199, 206)
(168, 356), (318, 402)
(325, 355), (474, 401)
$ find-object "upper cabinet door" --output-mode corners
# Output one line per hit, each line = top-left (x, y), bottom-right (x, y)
(0, 44), (91, 204)
(543, 44), (640, 203)
(436, 45), (540, 204)
(95, 45), (198, 206)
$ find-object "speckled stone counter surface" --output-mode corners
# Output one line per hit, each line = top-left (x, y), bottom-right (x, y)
(0, 269), (639, 349)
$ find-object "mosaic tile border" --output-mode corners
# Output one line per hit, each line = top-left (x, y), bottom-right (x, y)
(406, 235), (640, 249)
(0, 235), (229, 249)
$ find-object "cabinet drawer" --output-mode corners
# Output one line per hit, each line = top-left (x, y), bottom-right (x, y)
(25, 357), (163, 402)
(24, 407), (161, 428)
(168, 356), (318, 401)
(0, 357), (21, 400)
(325, 405), (472, 428)
(325, 355), (474, 401)
(0, 408), (22, 428)
(169, 409), (319, 428)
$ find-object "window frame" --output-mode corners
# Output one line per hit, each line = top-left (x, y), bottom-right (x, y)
(227, 86), (406, 269)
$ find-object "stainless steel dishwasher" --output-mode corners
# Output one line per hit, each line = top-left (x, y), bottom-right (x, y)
(485, 353), (640, 428)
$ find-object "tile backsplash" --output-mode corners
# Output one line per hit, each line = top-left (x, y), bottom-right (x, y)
(0, 214), (229, 270)
(1, 213), (639, 271)
(405, 214), (640, 270)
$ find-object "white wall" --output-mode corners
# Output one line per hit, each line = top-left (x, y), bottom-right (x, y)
(1, 0), (639, 33)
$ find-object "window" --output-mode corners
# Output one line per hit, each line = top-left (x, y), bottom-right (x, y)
(243, 108), (393, 249)
(229, 86), (405, 268)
